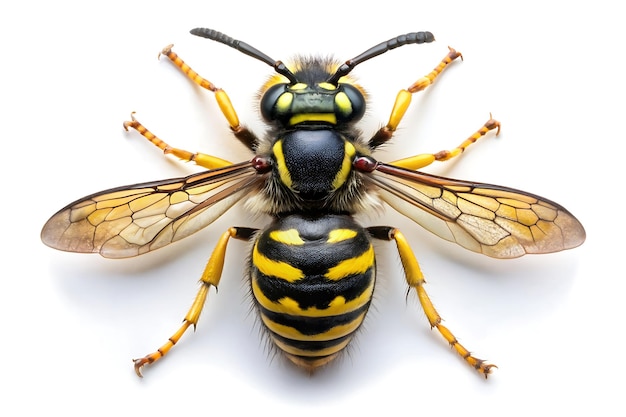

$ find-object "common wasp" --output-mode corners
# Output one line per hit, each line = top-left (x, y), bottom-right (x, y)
(41, 28), (586, 378)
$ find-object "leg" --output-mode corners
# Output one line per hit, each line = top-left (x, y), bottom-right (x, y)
(369, 47), (463, 148)
(390, 117), (501, 170)
(133, 227), (256, 377)
(123, 112), (232, 170)
(159, 45), (259, 151)
(368, 226), (496, 378)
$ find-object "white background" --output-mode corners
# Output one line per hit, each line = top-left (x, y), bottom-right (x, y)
(1, 1), (622, 415)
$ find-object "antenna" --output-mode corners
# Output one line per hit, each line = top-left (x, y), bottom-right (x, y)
(190, 27), (298, 83)
(326, 31), (435, 85)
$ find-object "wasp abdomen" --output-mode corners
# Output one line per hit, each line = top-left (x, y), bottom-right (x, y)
(250, 213), (375, 370)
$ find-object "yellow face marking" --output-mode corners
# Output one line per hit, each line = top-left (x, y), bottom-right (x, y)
(289, 113), (337, 126)
(260, 311), (367, 341)
(251, 278), (374, 317)
(325, 245), (375, 280)
(269, 229), (305, 245)
(290, 83), (308, 90)
(334, 91), (352, 116)
(275, 92), (293, 112)
(327, 229), (358, 243)
(252, 243), (304, 282)
(331, 141), (356, 190)
(317, 82), (336, 90)
(271, 140), (293, 189)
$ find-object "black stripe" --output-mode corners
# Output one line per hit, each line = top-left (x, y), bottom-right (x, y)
(256, 231), (371, 278)
(271, 332), (352, 352)
(259, 301), (370, 336)
(253, 267), (374, 309)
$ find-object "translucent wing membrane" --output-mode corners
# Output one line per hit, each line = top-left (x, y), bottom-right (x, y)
(369, 163), (586, 258)
(41, 162), (262, 258)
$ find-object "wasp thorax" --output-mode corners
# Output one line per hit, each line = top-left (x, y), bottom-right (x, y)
(261, 82), (365, 126)
(271, 130), (356, 200)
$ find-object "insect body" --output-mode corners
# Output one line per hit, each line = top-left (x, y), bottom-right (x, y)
(41, 28), (586, 378)
(252, 214), (376, 370)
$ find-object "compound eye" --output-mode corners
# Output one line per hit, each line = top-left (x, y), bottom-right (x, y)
(336, 84), (366, 123)
(260, 83), (289, 121)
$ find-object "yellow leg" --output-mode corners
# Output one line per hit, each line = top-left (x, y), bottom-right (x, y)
(160, 45), (240, 129)
(123, 112), (232, 169)
(369, 226), (496, 378)
(391, 117), (501, 170)
(133, 227), (255, 377)
(159, 45), (259, 150)
(370, 47), (463, 148)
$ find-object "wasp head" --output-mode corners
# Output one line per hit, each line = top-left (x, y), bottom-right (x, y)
(260, 57), (366, 127)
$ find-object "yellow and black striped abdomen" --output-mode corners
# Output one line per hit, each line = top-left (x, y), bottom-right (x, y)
(250, 213), (375, 370)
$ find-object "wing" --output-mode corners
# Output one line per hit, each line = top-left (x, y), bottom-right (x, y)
(41, 161), (264, 258)
(367, 163), (586, 259)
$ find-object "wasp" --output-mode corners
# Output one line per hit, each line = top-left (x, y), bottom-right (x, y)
(41, 28), (586, 378)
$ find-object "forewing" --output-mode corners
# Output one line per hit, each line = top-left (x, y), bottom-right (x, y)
(41, 162), (263, 258)
(368, 163), (586, 258)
